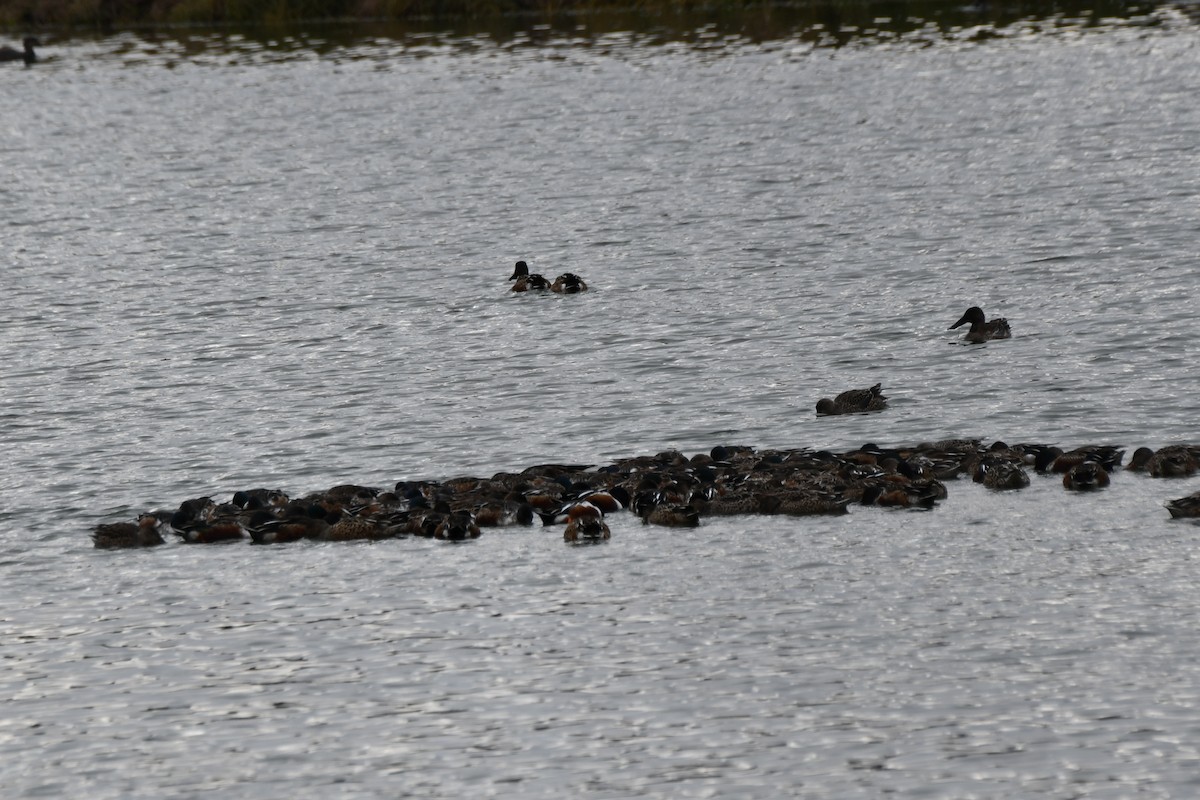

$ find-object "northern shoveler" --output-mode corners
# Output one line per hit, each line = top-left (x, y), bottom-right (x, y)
(317, 513), (387, 542)
(176, 518), (246, 543)
(949, 306), (1011, 343)
(435, 509), (482, 541)
(1129, 445), (1199, 478)
(0, 37), (38, 66)
(760, 489), (852, 515)
(1166, 491), (1200, 519)
(247, 511), (319, 544)
(92, 514), (165, 549)
(563, 502), (611, 542)
(1051, 445), (1124, 474)
(860, 480), (943, 509)
(1063, 461), (1110, 491)
(973, 458), (1031, 490)
(510, 260), (551, 292)
(551, 273), (588, 294)
(816, 383), (888, 416)
(640, 502), (701, 527)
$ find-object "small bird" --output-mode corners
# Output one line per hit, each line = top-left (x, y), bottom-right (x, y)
(510, 260), (551, 292)
(949, 306), (1011, 343)
(816, 383), (888, 416)
(0, 37), (39, 66)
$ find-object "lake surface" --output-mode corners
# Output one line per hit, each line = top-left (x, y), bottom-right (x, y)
(4, 7), (1200, 797)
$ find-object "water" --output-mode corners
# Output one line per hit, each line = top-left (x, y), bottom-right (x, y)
(4, 10), (1200, 797)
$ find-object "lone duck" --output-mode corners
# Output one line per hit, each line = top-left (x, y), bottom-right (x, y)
(0, 37), (39, 66)
(510, 260), (551, 292)
(949, 306), (1011, 343)
(816, 383), (888, 416)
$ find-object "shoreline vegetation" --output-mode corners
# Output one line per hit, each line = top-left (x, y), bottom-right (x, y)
(0, 0), (1170, 37)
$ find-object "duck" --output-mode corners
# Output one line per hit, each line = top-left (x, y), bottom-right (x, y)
(759, 489), (852, 515)
(168, 500), (248, 543)
(92, 514), (165, 549)
(949, 306), (1011, 343)
(1165, 491), (1200, 519)
(510, 260), (551, 292)
(317, 512), (388, 542)
(1050, 445), (1125, 474)
(434, 509), (482, 541)
(1063, 461), (1110, 491)
(563, 502), (611, 542)
(973, 458), (1031, 490)
(815, 383), (888, 416)
(246, 510), (319, 544)
(551, 272), (588, 294)
(1137, 448), (1195, 479)
(0, 37), (38, 66)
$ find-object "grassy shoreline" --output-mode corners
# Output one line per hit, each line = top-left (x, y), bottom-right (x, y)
(0, 0), (1160, 32)
(9, 0), (699, 29)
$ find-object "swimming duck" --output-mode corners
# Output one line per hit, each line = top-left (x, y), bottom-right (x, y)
(640, 503), (701, 527)
(510, 260), (551, 292)
(759, 489), (852, 515)
(434, 509), (482, 541)
(551, 273), (588, 294)
(1165, 490), (1200, 519)
(973, 458), (1031, 490)
(563, 502), (611, 542)
(1050, 445), (1124, 474)
(1063, 461), (1110, 491)
(815, 383), (888, 416)
(1137, 448), (1195, 479)
(949, 306), (1011, 343)
(247, 511), (318, 544)
(92, 514), (165, 549)
(317, 512), (387, 542)
(0, 37), (38, 66)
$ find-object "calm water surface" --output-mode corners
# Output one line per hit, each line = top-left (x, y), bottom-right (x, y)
(3, 10), (1200, 797)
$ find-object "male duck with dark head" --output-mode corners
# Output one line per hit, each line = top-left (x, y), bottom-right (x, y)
(0, 37), (39, 66)
(509, 260), (551, 292)
(949, 306), (1011, 343)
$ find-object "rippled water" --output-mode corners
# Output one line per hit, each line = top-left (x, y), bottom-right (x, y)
(4, 11), (1200, 798)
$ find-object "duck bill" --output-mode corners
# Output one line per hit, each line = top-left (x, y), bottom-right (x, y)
(949, 314), (970, 330)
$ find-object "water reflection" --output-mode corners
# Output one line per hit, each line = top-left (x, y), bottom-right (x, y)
(28, 0), (1195, 65)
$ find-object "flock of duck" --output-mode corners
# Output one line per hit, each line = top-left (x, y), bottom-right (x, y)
(91, 438), (1200, 549)
(89, 265), (1199, 549)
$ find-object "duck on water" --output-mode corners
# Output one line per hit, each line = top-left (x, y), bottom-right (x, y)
(0, 37), (39, 66)
(949, 306), (1011, 343)
(509, 260), (588, 293)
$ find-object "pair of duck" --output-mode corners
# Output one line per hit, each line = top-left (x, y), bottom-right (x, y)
(814, 306), (1010, 416)
(0, 37), (39, 66)
(509, 261), (588, 294)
